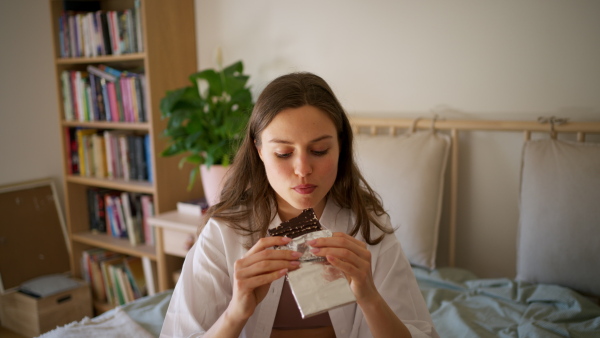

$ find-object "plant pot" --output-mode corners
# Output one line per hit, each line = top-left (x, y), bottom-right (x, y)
(200, 164), (230, 206)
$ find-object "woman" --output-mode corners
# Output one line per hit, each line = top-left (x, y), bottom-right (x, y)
(161, 73), (437, 338)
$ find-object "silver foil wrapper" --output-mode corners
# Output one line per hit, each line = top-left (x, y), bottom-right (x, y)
(276, 230), (356, 318)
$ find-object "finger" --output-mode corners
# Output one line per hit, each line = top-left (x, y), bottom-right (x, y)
(237, 259), (300, 279)
(309, 234), (369, 260)
(332, 232), (367, 248)
(240, 248), (302, 268)
(326, 255), (355, 274)
(325, 255), (365, 287)
(245, 236), (291, 257)
(237, 268), (288, 291)
(311, 247), (365, 268)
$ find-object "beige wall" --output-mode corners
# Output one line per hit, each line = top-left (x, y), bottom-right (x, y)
(1, 1), (599, 279)
(0, 1), (64, 205)
(195, 0), (600, 278)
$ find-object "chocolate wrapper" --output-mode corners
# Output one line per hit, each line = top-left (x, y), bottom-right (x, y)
(276, 230), (356, 318)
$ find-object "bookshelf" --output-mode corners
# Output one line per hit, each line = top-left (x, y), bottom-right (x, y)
(49, 0), (202, 311)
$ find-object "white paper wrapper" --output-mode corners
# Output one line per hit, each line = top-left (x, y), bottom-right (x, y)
(276, 230), (356, 318)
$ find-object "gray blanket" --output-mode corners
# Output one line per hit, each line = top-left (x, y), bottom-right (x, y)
(414, 267), (600, 337)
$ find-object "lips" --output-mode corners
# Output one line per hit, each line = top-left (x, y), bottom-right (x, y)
(293, 184), (316, 195)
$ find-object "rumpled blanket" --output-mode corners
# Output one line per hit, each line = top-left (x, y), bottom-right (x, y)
(38, 290), (172, 338)
(37, 307), (153, 338)
(414, 267), (600, 337)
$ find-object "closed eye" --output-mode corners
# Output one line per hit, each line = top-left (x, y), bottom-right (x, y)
(275, 152), (292, 158)
(312, 149), (329, 156)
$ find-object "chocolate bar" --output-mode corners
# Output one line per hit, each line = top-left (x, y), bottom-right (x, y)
(268, 208), (323, 238)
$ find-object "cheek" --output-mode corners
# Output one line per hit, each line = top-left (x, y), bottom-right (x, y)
(263, 158), (291, 180)
(318, 157), (339, 181)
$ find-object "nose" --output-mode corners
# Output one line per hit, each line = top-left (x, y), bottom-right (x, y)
(294, 152), (312, 177)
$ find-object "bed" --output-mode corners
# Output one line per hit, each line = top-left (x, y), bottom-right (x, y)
(352, 115), (600, 337)
(39, 116), (600, 337)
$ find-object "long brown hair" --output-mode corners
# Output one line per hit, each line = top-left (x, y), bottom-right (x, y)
(202, 72), (392, 248)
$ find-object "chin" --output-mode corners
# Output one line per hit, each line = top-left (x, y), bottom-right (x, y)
(292, 196), (322, 210)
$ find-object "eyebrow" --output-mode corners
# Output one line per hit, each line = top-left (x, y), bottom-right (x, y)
(267, 135), (333, 144)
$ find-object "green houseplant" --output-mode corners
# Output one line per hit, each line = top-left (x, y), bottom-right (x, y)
(160, 60), (254, 194)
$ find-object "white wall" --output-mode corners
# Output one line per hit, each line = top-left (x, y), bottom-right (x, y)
(0, 1), (598, 279)
(0, 1), (64, 205)
(195, 0), (600, 115)
(195, 0), (600, 278)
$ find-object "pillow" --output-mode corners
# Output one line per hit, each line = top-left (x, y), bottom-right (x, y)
(354, 131), (450, 269)
(516, 139), (600, 296)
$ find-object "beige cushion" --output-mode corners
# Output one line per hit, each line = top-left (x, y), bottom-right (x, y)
(354, 131), (450, 269)
(516, 139), (600, 296)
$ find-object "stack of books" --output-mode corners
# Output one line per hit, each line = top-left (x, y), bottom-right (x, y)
(58, 0), (143, 58)
(66, 128), (152, 183)
(87, 188), (155, 246)
(61, 64), (147, 123)
(81, 249), (155, 306)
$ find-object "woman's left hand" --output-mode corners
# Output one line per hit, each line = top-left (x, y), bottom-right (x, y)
(308, 232), (378, 302)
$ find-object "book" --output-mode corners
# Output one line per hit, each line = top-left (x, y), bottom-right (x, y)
(134, 0), (143, 52)
(100, 11), (112, 55)
(92, 133), (106, 178)
(140, 194), (154, 245)
(134, 135), (146, 181)
(87, 188), (106, 233)
(127, 134), (137, 179)
(118, 133), (130, 180)
(141, 256), (156, 296)
(108, 262), (127, 305)
(75, 128), (97, 177)
(94, 11), (105, 55)
(83, 248), (118, 302)
(144, 133), (152, 182)
(99, 254), (124, 306)
(104, 193), (119, 237)
(120, 191), (140, 245)
(123, 256), (147, 298)
(112, 194), (127, 238)
(61, 71), (74, 120)
(177, 197), (209, 217)
(82, 131), (95, 176)
(65, 128), (79, 174)
(116, 266), (134, 303)
(103, 130), (114, 178)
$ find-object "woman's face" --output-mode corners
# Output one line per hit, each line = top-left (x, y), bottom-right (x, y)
(256, 105), (339, 221)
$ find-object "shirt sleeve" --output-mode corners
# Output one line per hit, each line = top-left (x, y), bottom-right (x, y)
(160, 220), (232, 338)
(357, 215), (439, 338)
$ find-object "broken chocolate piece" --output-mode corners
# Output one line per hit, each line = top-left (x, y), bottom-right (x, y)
(268, 208), (323, 238)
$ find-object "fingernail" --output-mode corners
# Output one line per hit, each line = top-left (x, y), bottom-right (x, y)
(291, 251), (302, 257)
(327, 255), (336, 262)
(307, 240), (316, 245)
(290, 261), (300, 266)
(279, 268), (288, 275)
(282, 237), (291, 243)
(310, 248), (320, 253)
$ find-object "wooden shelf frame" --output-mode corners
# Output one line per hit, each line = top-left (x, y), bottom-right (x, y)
(48, 0), (203, 304)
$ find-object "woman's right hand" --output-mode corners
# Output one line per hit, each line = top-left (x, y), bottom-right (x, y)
(227, 236), (301, 322)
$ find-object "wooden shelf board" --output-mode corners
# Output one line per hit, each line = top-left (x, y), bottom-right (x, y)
(55, 53), (145, 65)
(62, 120), (150, 131)
(72, 232), (157, 260)
(66, 175), (155, 193)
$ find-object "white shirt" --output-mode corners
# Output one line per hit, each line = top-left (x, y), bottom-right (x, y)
(161, 199), (438, 338)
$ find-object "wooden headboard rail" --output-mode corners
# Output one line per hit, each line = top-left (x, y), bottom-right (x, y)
(349, 116), (600, 267)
